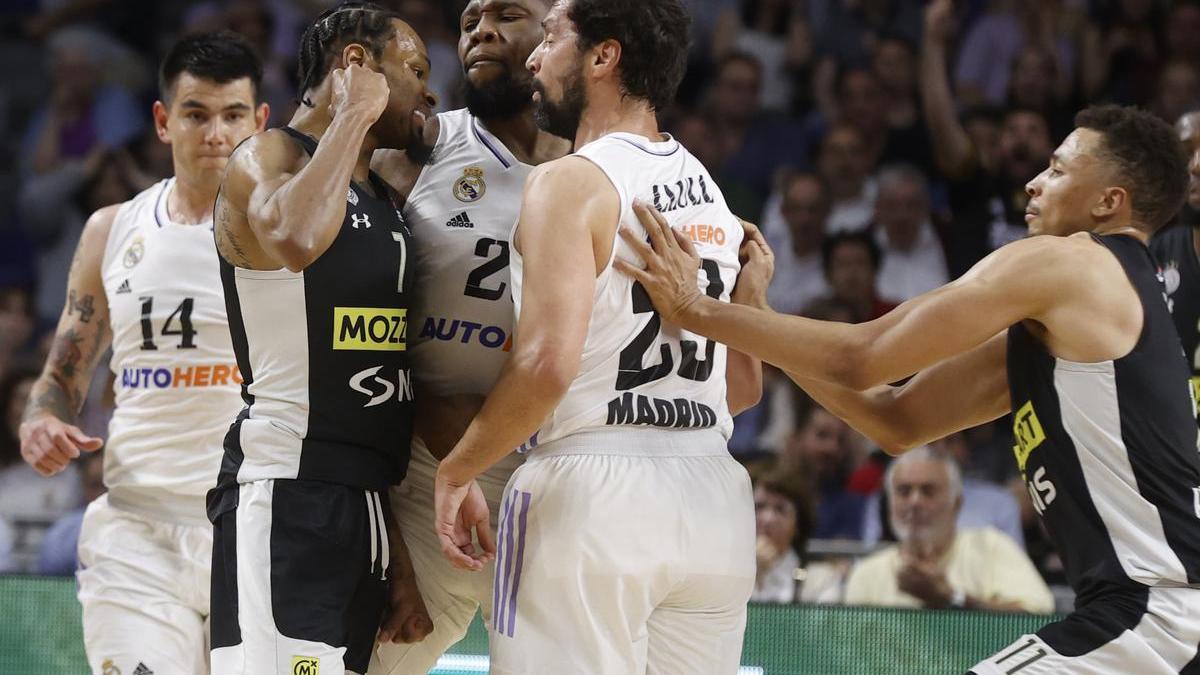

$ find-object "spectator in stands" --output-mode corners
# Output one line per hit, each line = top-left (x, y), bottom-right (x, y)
(1081, 0), (1165, 105)
(778, 403), (867, 540)
(0, 285), (35, 382)
(1152, 61), (1200, 126)
(19, 143), (144, 322)
(20, 27), (143, 178)
(845, 447), (1054, 612)
(872, 34), (920, 139)
(863, 432), (1025, 547)
(752, 470), (814, 603)
(817, 123), (876, 232)
(921, 0), (1053, 276)
(836, 66), (935, 176)
(1165, 0), (1200, 68)
(767, 172), (833, 315)
(38, 448), (104, 576)
(820, 230), (898, 322)
(705, 52), (808, 219)
(872, 164), (949, 301)
(0, 368), (81, 523)
(712, 0), (807, 113)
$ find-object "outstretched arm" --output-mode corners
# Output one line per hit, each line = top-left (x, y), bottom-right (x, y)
(20, 206), (114, 475)
(789, 332), (1011, 455)
(617, 202), (1076, 392)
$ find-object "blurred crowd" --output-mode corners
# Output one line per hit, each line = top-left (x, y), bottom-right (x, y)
(2, 0), (1198, 613)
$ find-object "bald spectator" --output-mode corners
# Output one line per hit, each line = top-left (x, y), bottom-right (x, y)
(872, 164), (949, 301)
(767, 172), (832, 314)
(845, 447), (1054, 613)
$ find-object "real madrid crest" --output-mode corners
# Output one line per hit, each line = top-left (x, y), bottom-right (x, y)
(453, 166), (486, 203)
(123, 235), (145, 269)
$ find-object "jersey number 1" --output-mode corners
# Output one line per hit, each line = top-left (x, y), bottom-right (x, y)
(616, 259), (724, 390)
(139, 297), (197, 350)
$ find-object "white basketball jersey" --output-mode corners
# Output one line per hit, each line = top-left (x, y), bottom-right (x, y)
(404, 109), (530, 485)
(100, 178), (243, 525)
(512, 133), (743, 448)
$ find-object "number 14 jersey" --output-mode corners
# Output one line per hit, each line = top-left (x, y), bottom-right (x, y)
(512, 132), (744, 448)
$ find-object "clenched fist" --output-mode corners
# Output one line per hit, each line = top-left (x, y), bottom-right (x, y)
(329, 63), (390, 124)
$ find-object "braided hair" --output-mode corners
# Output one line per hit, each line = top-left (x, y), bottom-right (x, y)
(296, 1), (400, 107)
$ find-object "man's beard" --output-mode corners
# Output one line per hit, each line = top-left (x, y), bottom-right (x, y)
(532, 65), (586, 141)
(463, 67), (535, 120)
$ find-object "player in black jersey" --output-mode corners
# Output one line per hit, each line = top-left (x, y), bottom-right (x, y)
(1151, 111), (1200, 410)
(625, 106), (1200, 673)
(208, 3), (440, 674)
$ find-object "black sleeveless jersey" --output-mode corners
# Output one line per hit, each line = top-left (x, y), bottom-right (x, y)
(1007, 234), (1200, 605)
(209, 127), (415, 520)
(1150, 224), (1200, 411)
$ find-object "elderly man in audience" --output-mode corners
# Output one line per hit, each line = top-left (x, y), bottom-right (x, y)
(844, 446), (1054, 612)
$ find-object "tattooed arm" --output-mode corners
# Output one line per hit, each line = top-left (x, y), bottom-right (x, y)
(19, 205), (115, 476)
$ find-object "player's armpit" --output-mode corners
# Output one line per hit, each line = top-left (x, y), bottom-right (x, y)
(791, 332), (1011, 455)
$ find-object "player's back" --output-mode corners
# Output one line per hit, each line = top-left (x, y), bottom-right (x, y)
(102, 178), (243, 525)
(510, 132), (743, 449)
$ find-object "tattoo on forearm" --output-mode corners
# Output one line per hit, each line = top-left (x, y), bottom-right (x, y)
(67, 290), (96, 323)
(24, 318), (109, 424)
(215, 199), (253, 267)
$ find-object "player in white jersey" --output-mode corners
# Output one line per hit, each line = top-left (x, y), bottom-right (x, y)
(430, 1), (765, 672)
(18, 33), (267, 675)
(367, 1), (572, 671)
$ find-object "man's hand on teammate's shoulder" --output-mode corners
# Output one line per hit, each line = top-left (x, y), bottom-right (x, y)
(731, 219), (775, 311)
(328, 64), (390, 124)
(614, 200), (705, 325)
(433, 471), (496, 572)
(18, 415), (103, 477)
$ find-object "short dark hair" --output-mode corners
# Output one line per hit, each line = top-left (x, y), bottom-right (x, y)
(296, 1), (400, 107)
(821, 229), (882, 274)
(566, 0), (690, 112)
(158, 31), (263, 102)
(1075, 105), (1190, 232)
(754, 469), (816, 562)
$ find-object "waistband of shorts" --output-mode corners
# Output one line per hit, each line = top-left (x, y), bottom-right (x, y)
(527, 427), (730, 460)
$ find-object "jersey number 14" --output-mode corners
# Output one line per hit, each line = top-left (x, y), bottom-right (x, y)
(139, 296), (197, 350)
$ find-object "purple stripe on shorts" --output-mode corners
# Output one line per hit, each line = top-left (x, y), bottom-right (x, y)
(504, 491), (532, 637)
(494, 490), (518, 634)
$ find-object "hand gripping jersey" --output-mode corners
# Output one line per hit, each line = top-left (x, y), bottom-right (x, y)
(511, 132), (743, 448)
(101, 178), (244, 525)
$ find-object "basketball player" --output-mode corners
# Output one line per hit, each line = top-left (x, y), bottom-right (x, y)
(18, 32), (268, 675)
(625, 105), (1200, 673)
(1151, 111), (1200, 410)
(431, 0), (759, 672)
(366, 0), (569, 671)
(207, 4), (437, 674)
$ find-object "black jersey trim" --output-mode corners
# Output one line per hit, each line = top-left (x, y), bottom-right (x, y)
(1037, 584), (1149, 657)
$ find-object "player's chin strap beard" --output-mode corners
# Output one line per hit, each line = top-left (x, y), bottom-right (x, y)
(365, 490), (389, 580)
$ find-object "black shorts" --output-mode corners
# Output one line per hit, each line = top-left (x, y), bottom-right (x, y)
(210, 479), (391, 675)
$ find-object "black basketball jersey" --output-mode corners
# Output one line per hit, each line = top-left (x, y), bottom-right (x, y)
(1150, 224), (1200, 407)
(208, 127), (415, 520)
(1007, 234), (1200, 604)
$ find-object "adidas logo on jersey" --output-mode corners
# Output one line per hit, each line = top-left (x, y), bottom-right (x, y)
(116, 280), (131, 294)
(133, 663), (154, 675)
(445, 212), (475, 229)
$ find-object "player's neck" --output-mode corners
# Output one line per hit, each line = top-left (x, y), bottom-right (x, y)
(290, 105), (377, 184)
(1093, 220), (1148, 243)
(168, 172), (219, 225)
(479, 110), (568, 165)
(573, 96), (662, 150)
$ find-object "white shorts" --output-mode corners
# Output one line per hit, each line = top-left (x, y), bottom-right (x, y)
(971, 585), (1200, 674)
(369, 439), (517, 675)
(488, 428), (756, 675)
(77, 494), (212, 675)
